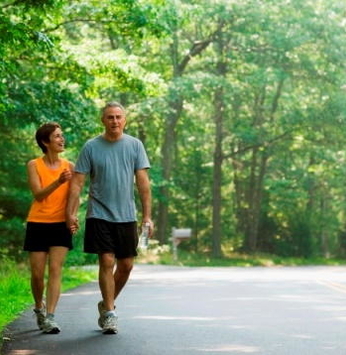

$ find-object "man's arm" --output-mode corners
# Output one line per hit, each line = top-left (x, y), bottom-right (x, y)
(135, 168), (154, 237)
(66, 172), (86, 234)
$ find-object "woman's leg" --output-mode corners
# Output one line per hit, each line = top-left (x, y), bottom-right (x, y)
(46, 246), (68, 315)
(29, 251), (47, 309)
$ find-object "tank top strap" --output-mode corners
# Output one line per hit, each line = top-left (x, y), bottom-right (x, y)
(34, 157), (45, 173)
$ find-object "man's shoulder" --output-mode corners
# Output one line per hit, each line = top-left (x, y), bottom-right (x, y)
(122, 134), (142, 145)
(83, 135), (103, 148)
(87, 135), (103, 143)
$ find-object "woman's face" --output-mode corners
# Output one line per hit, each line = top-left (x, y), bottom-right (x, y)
(45, 127), (65, 153)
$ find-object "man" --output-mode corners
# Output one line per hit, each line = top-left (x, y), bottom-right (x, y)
(66, 102), (153, 334)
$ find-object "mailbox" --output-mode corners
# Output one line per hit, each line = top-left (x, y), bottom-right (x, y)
(172, 227), (191, 260)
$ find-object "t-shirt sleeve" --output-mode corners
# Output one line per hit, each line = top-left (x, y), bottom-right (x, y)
(74, 143), (91, 174)
(135, 140), (150, 171)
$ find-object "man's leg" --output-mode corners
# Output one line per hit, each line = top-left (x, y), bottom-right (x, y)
(98, 253), (119, 334)
(114, 257), (134, 301)
(98, 253), (116, 311)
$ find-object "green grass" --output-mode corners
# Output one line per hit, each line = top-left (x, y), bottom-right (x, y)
(136, 247), (346, 267)
(0, 261), (97, 344)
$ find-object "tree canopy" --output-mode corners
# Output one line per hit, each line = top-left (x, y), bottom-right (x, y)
(1, 0), (346, 261)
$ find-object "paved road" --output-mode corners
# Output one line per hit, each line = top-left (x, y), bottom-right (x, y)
(2, 264), (346, 355)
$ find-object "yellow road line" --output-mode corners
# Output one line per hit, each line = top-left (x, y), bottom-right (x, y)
(317, 280), (346, 294)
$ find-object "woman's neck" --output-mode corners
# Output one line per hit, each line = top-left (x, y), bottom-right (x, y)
(43, 152), (60, 168)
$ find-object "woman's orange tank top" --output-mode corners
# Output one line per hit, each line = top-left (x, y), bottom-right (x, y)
(26, 157), (70, 223)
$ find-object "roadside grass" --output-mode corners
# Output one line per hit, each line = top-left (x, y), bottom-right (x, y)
(0, 261), (97, 345)
(136, 245), (346, 267)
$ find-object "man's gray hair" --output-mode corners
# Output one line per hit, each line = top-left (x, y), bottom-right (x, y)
(101, 101), (125, 117)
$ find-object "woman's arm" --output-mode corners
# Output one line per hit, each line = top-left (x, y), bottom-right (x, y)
(27, 160), (72, 202)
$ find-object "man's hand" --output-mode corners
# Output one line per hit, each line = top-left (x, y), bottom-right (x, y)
(66, 215), (79, 234)
(142, 219), (154, 238)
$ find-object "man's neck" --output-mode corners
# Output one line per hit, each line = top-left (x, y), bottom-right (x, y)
(103, 132), (123, 142)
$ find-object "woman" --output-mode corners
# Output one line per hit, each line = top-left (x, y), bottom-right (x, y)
(24, 122), (74, 334)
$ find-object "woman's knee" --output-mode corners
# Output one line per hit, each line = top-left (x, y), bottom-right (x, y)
(46, 265), (63, 282)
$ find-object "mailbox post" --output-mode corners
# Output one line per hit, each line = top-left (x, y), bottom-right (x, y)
(171, 228), (191, 261)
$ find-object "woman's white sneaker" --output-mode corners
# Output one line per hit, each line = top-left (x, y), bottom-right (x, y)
(42, 316), (61, 334)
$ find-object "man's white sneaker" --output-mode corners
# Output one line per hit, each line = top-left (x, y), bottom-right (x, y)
(97, 301), (107, 328)
(102, 314), (118, 334)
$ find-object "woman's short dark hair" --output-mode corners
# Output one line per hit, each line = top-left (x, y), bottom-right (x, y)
(35, 122), (61, 153)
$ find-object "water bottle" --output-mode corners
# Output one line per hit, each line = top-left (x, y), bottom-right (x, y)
(139, 222), (150, 250)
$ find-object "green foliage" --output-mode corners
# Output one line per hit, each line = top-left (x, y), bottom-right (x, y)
(1, 0), (346, 261)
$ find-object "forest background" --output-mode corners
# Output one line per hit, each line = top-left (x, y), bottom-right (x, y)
(1, 0), (346, 265)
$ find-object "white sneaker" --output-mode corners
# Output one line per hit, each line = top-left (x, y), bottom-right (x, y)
(42, 316), (61, 334)
(98, 301), (116, 329)
(33, 305), (46, 330)
(102, 314), (118, 334)
(97, 301), (106, 328)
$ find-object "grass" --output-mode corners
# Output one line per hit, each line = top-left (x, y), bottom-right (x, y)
(136, 245), (346, 267)
(0, 261), (97, 346)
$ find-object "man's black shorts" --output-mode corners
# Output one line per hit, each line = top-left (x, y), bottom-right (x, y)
(24, 222), (73, 252)
(84, 218), (138, 259)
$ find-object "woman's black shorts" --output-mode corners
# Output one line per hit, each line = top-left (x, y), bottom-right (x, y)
(84, 218), (138, 259)
(24, 222), (73, 252)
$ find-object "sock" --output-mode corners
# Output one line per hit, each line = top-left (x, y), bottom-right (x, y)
(105, 310), (116, 317)
(34, 304), (45, 312)
(47, 313), (55, 320)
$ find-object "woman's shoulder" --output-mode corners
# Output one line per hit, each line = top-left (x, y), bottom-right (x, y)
(60, 158), (74, 168)
(27, 157), (41, 168)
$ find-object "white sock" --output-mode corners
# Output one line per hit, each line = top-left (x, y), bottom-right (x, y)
(105, 310), (116, 317)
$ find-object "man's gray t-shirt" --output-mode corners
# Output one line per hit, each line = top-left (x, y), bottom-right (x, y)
(75, 134), (150, 223)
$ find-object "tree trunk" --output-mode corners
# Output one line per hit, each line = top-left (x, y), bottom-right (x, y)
(212, 88), (224, 258)
(244, 149), (268, 252)
(320, 194), (330, 258)
(211, 29), (228, 258)
(156, 31), (213, 244)
(156, 97), (183, 244)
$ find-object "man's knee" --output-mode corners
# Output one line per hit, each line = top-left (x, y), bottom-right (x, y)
(117, 258), (134, 275)
(99, 253), (116, 270)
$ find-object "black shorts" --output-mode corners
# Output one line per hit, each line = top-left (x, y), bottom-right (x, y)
(24, 222), (73, 252)
(84, 218), (138, 259)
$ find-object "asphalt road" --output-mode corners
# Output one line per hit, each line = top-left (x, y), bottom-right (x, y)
(2, 264), (346, 355)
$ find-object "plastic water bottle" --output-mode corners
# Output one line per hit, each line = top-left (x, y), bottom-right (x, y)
(139, 222), (150, 250)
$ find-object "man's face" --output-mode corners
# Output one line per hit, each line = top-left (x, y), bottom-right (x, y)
(102, 106), (126, 137)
